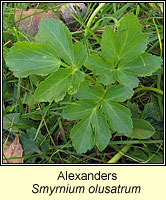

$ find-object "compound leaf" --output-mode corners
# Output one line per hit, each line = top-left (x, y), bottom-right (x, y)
(36, 18), (73, 65)
(101, 13), (149, 63)
(5, 42), (61, 78)
(102, 101), (133, 133)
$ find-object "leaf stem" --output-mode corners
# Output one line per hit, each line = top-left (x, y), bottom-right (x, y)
(153, 18), (162, 57)
(85, 73), (96, 84)
(107, 144), (131, 163)
(134, 86), (163, 95)
(92, 16), (119, 32)
(63, 3), (101, 44)
(84, 3), (106, 38)
(60, 61), (71, 68)
(110, 140), (163, 145)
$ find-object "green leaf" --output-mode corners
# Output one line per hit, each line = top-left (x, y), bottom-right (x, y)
(85, 54), (114, 75)
(36, 18), (73, 65)
(62, 99), (96, 120)
(69, 107), (112, 154)
(101, 13), (149, 62)
(20, 134), (40, 155)
(73, 42), (87, 68)
(141, 95), (162, 121)
(97, 72), (116, 85)
(75, 81), (104, 103)
(20, 128), (49, 155)
(118, 53), (162, 77)
(127, 102), (140, 118)
(3, 113), (20, 132)
(92, 109), (112, 151)
(125, 118), (155, 139)
(27, 128), (49, 155)
(34, 68), (84, 102)
(63, 80), (133, 153)
(67, 70), (84, 95)
(114, 70), (139, 88)
(70, 116), (95, 154)
(3, 113), (37, 132)
(35, 68), (72, 102)
(5, 42), (61, 78)
(85, 54), (116, 85)
(102, 101), (133, 133)
(103, 85), (133, 102)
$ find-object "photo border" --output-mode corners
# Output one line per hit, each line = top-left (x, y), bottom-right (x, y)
(1, 0), (165, 166)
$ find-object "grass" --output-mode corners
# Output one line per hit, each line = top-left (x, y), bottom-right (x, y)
(2, 2), (164, 164)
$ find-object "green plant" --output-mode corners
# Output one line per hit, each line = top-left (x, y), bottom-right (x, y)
(5, 12), (162, 154)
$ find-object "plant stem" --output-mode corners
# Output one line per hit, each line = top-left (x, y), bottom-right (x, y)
(134, 86), (163, 95)
(107, 144), (131, 163)
(85, 73), (96, 84)
(110, 140), (163, 145)
(153, 18), (162, 57)
(63, 3), (101, 44)
(84, 3), (106, 38)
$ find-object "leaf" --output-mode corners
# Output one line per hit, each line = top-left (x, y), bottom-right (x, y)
(19, 128), (49, 156)
(73, 42), (88, 68)
(92, 109), (112, 151)
(19, 134), (40, 155)
(67, 70), (84, 95)
(97, 72), (116, 85)
(101, 13), (149, 63)
(23, 92), (37, 109)
(125, 118), (155, 139)
(127, 102), (140, 118)
(3, 113), (37, 132)
(102, 101), (133, 133)
(118, 53), (162, 77)
(27, 128), (49, 155)
(85, 54), (116, 85)
(34, 68), (71, 102)
(141, 95), (162, 121)
(69, 108), (112, 154)
(6, 41), (61, 78)
(85, 13), (161, 89)
(62, 99), (96, 120)
(3, 135), (24, 163)
(148, 154), (163, 163)
(114, 70), (139, 88)
(3, 113), (20, 132)
(75, 81), (104, 102)
(34, 68), (84, 102)
(85, 54), (114, 75)
(36, 18), (73, 65)
(70, 116), (95, 154)
(63, 81), (133, 153)
(103, 85), (133, 102)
